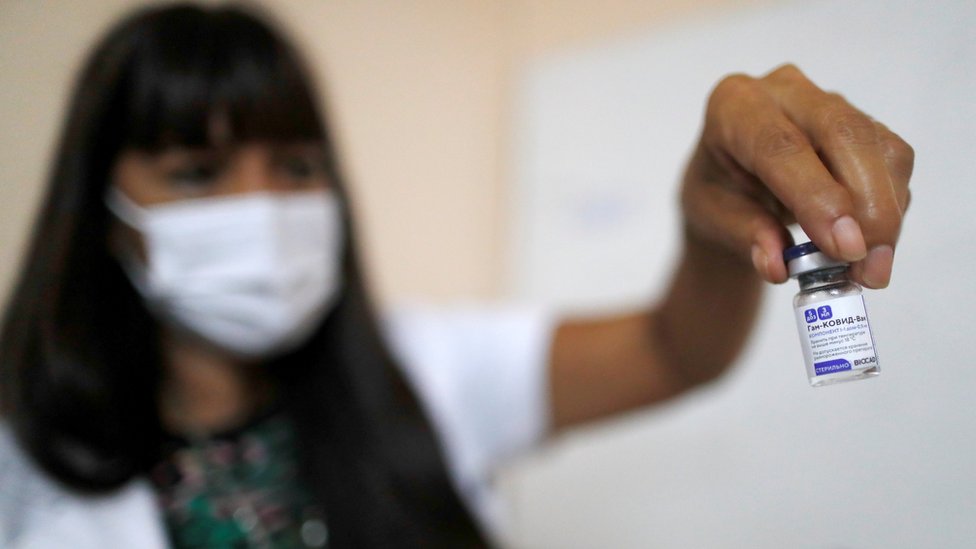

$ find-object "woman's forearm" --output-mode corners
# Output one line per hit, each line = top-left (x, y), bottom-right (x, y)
(650, 230), (765, 385)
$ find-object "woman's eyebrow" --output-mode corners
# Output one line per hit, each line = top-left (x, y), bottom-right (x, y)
(151, 146), (230, 168)
(275, 140), (325, 150)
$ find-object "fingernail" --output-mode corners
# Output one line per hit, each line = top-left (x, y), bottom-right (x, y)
(831, 216), (867, 261)
(751, 244), (768, 279)
(862, 245), (894, 288)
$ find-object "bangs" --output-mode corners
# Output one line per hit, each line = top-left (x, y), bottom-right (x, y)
(120, 6), (325, 150)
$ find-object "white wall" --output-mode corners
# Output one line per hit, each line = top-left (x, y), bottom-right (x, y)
(503, 0), (976, 546)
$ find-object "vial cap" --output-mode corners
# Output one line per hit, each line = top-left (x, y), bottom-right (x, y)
(783, 242), (848, 278)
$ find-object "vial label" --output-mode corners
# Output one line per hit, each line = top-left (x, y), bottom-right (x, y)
(794, 295), (879, 379)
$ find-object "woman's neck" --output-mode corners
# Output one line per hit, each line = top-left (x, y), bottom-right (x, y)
(158, 330), (276, 437)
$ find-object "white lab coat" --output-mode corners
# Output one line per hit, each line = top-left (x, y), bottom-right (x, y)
(0, 305), (554, 548)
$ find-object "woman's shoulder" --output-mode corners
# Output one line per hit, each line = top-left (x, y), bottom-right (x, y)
(382, 301), (554, 364)
(380, 300), (555, 417)
(380, 301), (555, 427)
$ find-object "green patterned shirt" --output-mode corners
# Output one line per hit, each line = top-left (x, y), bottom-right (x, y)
(149, 408), (328, 549)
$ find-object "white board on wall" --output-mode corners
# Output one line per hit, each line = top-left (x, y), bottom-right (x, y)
(504, 0), (976, 547)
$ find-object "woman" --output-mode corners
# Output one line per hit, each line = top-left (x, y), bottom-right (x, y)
(0, 3), (912, 548)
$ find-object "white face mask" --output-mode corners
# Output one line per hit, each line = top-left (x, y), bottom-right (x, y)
(106, 187), (343, 359)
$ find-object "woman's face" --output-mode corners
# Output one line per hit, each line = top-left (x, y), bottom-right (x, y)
(112, 141), (331, 205)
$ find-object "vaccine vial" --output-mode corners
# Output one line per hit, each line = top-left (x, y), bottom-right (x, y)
(784, 242), (880, 387)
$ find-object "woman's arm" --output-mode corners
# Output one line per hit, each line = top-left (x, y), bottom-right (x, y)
(548, 64), (913, 433)
(548, 228), (763, 432)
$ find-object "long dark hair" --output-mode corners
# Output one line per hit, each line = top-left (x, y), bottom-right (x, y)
(0, 3), (486, 546)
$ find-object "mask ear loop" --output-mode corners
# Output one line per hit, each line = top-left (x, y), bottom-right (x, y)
(104, 185), (155, 297)
(104, 185), (148, 228)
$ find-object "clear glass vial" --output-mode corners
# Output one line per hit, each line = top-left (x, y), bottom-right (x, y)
(784, 242), (880, 387)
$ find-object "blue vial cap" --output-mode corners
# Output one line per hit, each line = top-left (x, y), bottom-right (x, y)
(783, 241), (848, 278)
(782, 241), (820, 262)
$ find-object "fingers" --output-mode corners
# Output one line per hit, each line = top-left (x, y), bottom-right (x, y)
(849, 121), (913, 288)
(703, 65), (913, 288)
(683, 147), (793, 283)
(761, 66), (904, 287)
(703, 73), (868, 267)
(874, 120), (914, 214)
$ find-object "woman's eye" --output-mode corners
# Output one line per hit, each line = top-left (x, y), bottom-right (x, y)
(283, 156), (314, 178)
(277, 151), (327, 184)
(167, 163), (218, 187)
